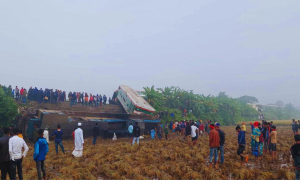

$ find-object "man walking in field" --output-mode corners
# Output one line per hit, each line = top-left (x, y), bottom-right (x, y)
(185, 122), (192, 145)
(34, 129), (49, 180)
(51, 125), (65, 155)
(199, 120), (204, 136)
(269, 126), (277, 162)
(215, 123), (225, 164)
(157, 122), (163, 140)
(43, 127), (49, 143)
(132, 122), (141, 145)
(236, 125), (248, 165)
(72, 123), (84, 157)
(164, 126), (169, 140)
(9, 128), (29, 180)
(128, 123), (133, 143)
(181, 121), (186, 136)
(92, 123), (99, 145)
(209, 124), (220, 168)
(295, 122), (299, 135)
(292, 119), (296, 134)
(190, 122), (199, 146)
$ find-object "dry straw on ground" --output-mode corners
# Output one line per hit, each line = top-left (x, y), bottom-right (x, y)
(8, 126), (296, 179)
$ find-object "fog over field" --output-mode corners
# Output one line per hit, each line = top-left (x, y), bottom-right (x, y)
(0, 0), (299, 106)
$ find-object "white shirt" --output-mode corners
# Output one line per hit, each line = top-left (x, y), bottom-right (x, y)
(43, 130), (49, 143)
(191, 125), (198, 138)
(9, 136), (29, 160)
(74, 128), (84, 151)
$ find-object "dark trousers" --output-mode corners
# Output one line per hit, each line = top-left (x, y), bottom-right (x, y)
(93, 136), (97, 145)
(36, 161), (46, 180)
(11, 159), (23, 180)
(55, 142), (65, 154)
(0, 161), (12, 180)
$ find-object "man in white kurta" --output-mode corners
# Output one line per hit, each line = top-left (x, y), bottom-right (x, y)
(43, 128), (49, 143)
(72, 123), (84, 157)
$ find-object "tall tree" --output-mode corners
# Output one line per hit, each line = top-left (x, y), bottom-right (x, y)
(0, 88), (18, 128)
(237, 95), (259, 104)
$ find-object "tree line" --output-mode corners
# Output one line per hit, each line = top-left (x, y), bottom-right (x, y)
(143, 86), (300, 125)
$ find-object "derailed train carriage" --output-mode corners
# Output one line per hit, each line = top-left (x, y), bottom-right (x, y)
(24, 109), (159, 141)
(23, 85), (159, 140)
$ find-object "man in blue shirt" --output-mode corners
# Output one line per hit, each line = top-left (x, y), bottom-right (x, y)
(181, 121), (186, 136)
(34, 129), (49, 180)
(51, 125), (65, 155)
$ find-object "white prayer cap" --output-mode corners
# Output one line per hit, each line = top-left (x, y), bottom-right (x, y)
(78, 123), (82, 126)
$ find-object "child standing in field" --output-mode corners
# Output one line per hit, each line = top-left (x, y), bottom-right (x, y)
(164, 126), (169, 140)
(236, 125), (249, 165)
(150, 128), (156, 140)
(241, 122), (246, 132)
(269, 126), (277, 161)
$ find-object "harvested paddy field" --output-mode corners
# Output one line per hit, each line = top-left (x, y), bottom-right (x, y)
(20, 126), (295, 180)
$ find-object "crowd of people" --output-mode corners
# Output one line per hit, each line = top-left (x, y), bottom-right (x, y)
(157, 109), (193, 119)
(234, 120), (278, 164)
(0, 123), (85, 180)
(0, 84), (110, 107)
(3, 119), (300, 179)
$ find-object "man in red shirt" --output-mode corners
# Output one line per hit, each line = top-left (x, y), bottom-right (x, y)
(20, 87), (24, 97)
(209, 124), (220, 168)
(199, 120), (204, 136)
(89, 94), (94, 107)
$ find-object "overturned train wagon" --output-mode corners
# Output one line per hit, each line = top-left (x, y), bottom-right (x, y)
(24, 109), (159, 140)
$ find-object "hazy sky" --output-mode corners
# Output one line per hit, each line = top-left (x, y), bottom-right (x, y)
(0, 1), (299, 106)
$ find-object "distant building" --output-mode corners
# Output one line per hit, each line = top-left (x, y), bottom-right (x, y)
(247, 103), (259, 111)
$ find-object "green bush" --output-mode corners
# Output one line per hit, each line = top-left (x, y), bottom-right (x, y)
(0, 88), (18, 128)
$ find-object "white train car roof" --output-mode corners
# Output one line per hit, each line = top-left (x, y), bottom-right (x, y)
(119, 85), (155, 113)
